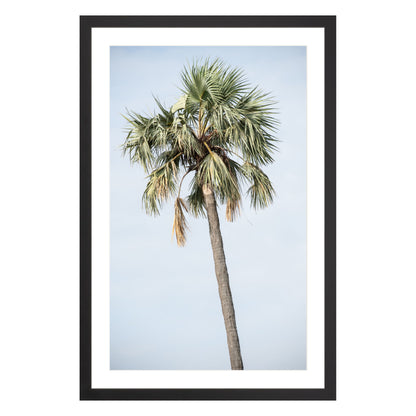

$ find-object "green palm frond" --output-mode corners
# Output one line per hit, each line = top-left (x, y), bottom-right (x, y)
(187, 176), (206, 218)
(122, 58), (279, 245)
(122, 113), (156, 173)
(171, 94), (187, 114)
(197, 151), (241, 204)
(180, 59), (222, 107)
(242, 162), (275, 209)
(142, 161), (178, 215)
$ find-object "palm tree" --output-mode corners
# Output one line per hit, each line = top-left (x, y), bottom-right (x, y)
(122, 59), (278, 370)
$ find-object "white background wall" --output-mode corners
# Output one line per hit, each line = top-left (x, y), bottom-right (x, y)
(1, 1), (415, 415)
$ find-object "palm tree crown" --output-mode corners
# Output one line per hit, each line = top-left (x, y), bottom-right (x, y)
(122, 59), (279, 246)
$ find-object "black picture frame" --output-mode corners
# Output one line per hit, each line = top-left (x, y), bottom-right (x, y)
(80, 15), (336, 401)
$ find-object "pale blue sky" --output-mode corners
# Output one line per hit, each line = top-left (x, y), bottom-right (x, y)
(110, 46), (306, 370)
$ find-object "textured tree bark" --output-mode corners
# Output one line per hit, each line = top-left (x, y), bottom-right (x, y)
(202, 184), (244, 370)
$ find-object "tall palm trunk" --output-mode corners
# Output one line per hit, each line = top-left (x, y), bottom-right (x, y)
(202, 184), (244, 370)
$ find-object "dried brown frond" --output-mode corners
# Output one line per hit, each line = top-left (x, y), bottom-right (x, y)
(172, 198), (189, 246)
(226, 198), (241, 222)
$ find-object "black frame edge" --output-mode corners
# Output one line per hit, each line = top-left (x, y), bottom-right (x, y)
(80, 15), (92, 400)
(80, 388), (335, 401)
(79, 15), (335, 28)
(324, 15), (337, 401)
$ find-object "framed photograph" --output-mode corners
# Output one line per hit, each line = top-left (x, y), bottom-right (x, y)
(80, 15), (336, 400)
